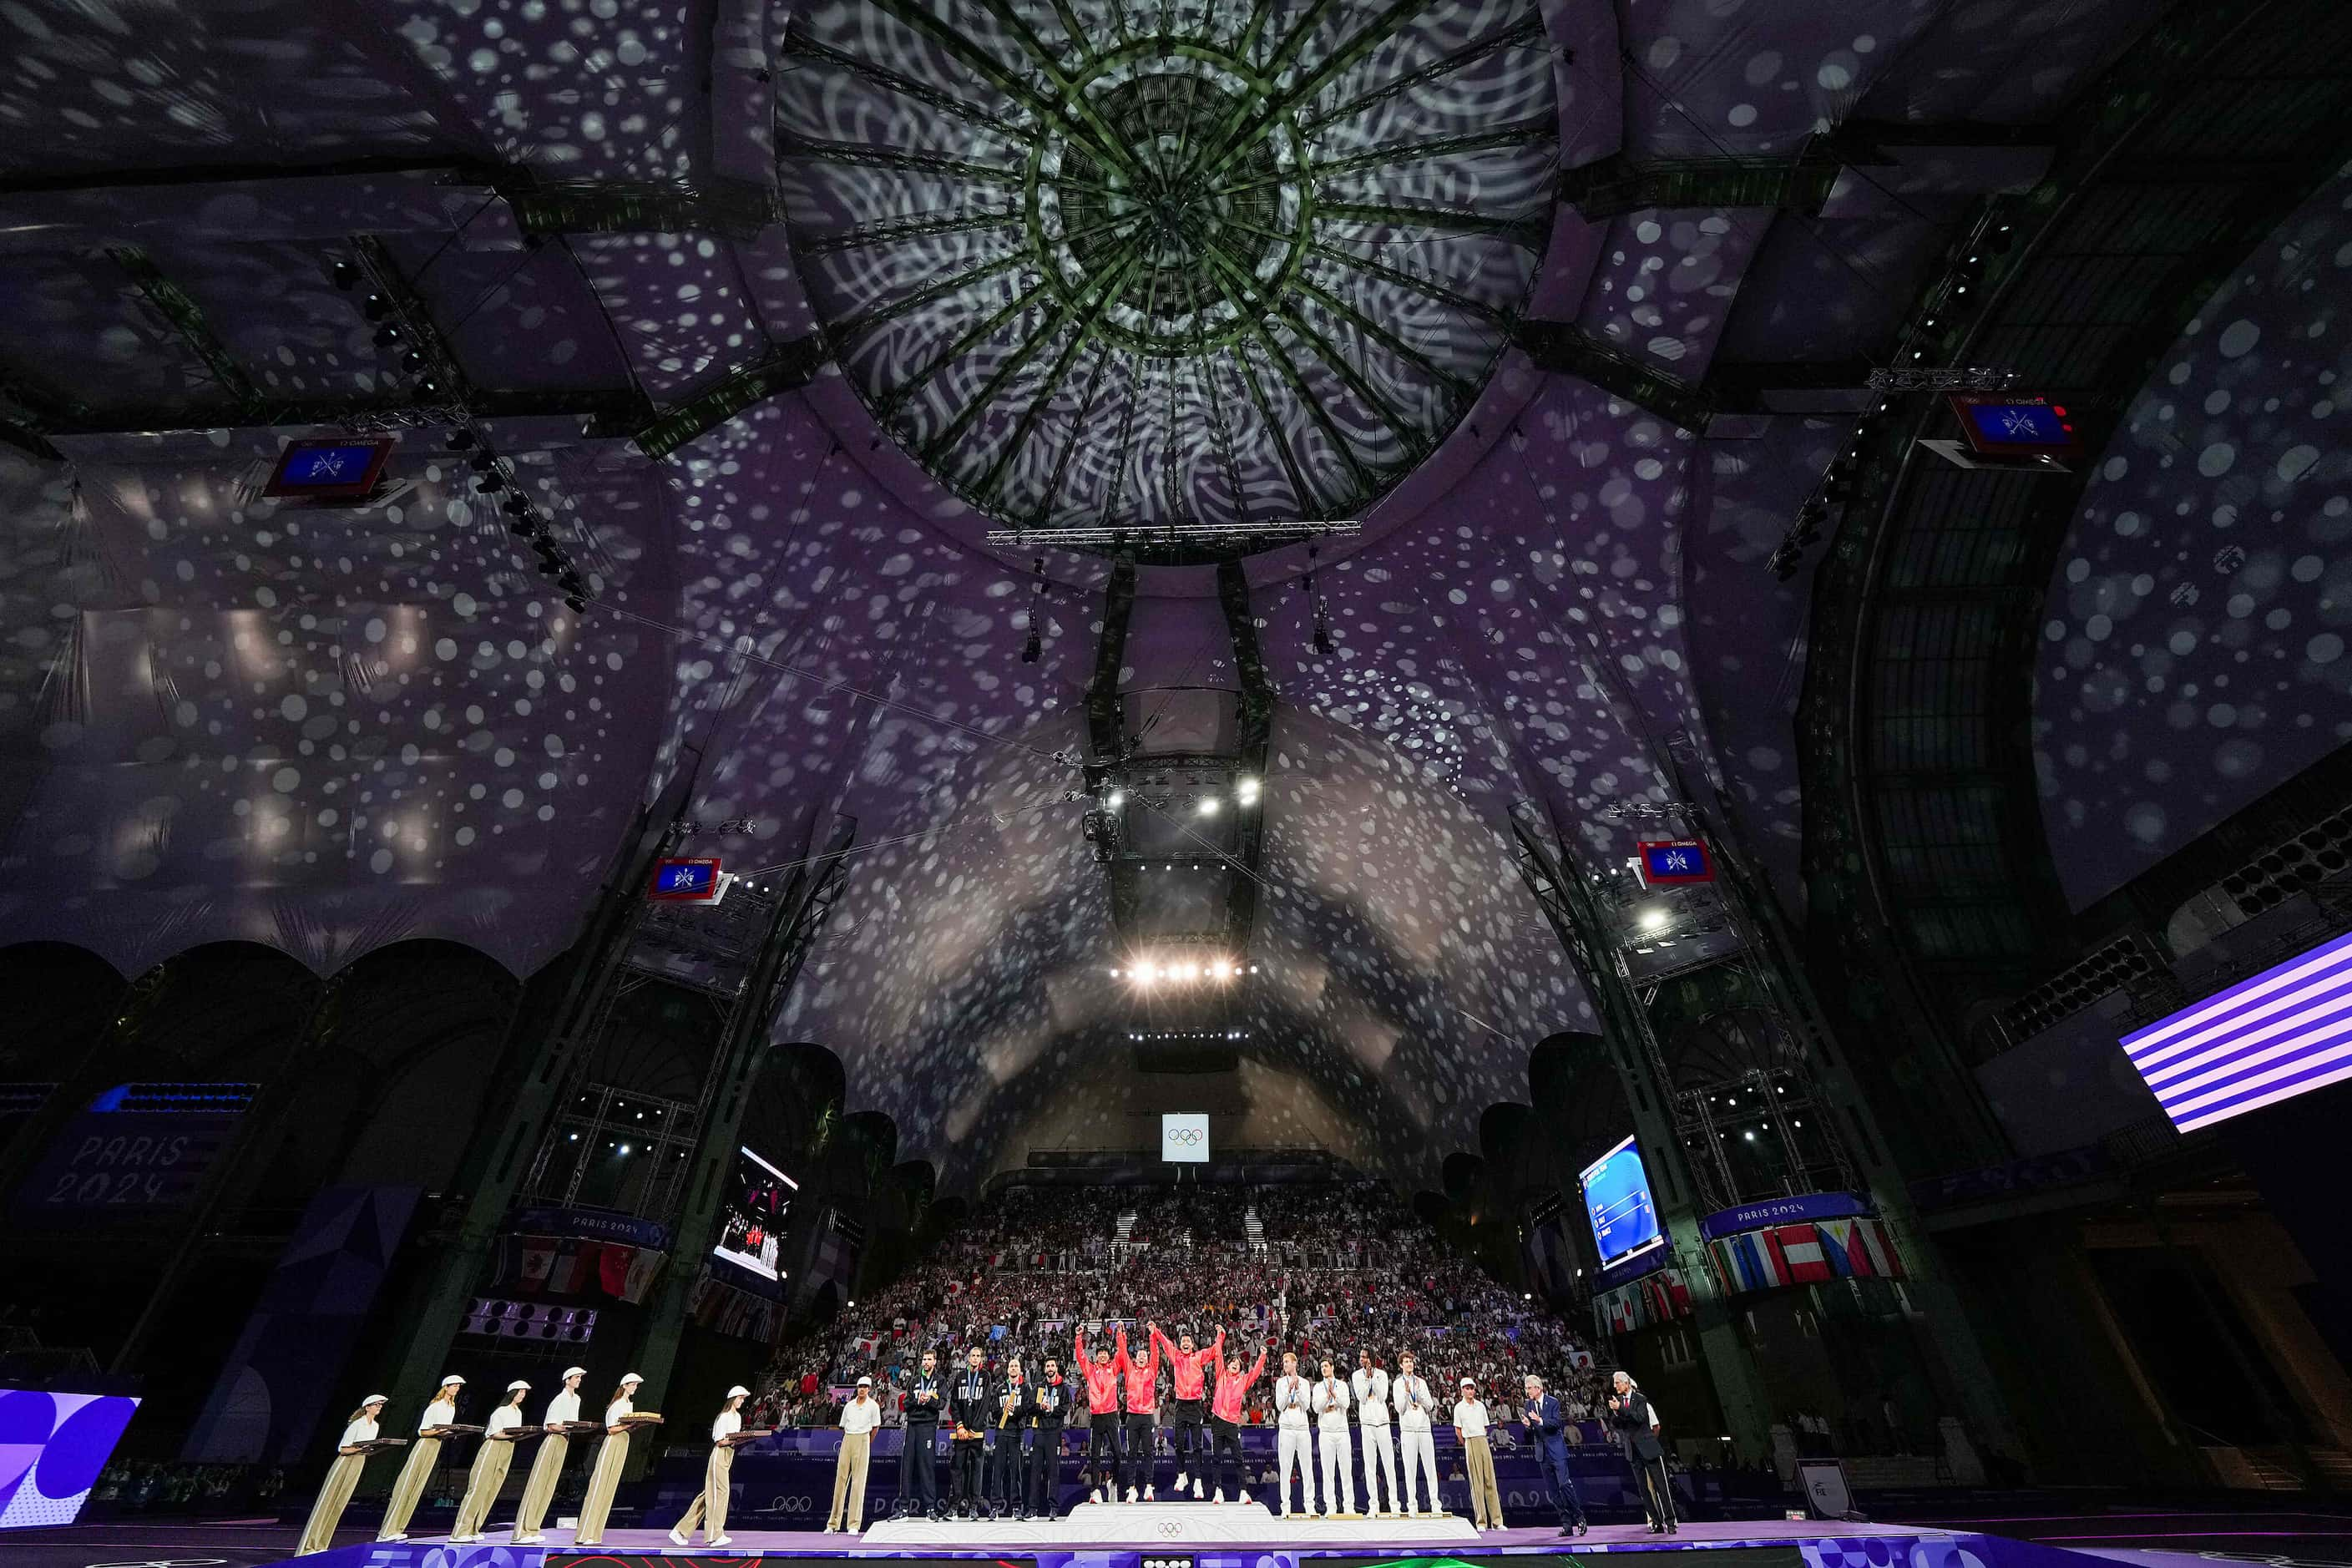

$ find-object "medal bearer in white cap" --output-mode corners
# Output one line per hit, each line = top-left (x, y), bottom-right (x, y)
(670, 1384), (755, 1546)
(295, 1393), (387, 1554)
(377, 1376), (464, 1541)
(450, 1380), (534, 1541)
(510, 1366), (587, 1544)
(574, 1372), (646, 1545)
(825, 1376), (882, 1533)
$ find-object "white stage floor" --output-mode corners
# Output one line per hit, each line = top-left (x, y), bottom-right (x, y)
(860, 1500), (1479, 1545)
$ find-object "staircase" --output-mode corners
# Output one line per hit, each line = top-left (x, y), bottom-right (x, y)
(1245, 1206), (1267, 1254)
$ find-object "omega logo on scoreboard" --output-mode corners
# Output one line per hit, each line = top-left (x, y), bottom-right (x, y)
(649, 857), (721, 901)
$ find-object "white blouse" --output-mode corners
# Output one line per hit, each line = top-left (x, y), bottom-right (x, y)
(337, 1419), (379, 1449)
(545, 1389), (582, 1425)
(604, 1398), (634, 1426)
(1454, 1399), (1490, 1439)
(487, 1405), (523, 1435)
(711, 1409), (742, 1443)
(840, 1398), (883, 1436)
(418, 1398), (457, 1435)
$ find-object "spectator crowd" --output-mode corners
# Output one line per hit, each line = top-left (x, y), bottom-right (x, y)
(752, 1178), (1611, 1431)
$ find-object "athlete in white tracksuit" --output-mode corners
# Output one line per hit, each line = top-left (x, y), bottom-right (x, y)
(1393, 1355), (1442, 1516)
(1312, 1358), (1354, 1516)
(1352, 1353), (1398, 1516)
(1272, 1357), (1317, 1517)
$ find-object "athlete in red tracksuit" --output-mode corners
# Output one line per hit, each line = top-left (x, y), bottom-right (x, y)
(1115, 1323), (1161, 1500)
(1075, 1326), (1124, 1503)
(1153, 1324), (1223, 1496)
(1208, 1344), (1267, 1503)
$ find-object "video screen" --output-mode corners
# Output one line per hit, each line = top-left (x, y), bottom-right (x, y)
(1161, 1112), (1209, 1163)
(712, 1146), (796, 1282)
(2122, 928), (2352, 1133)
(1579, 1134), (1667, 1271)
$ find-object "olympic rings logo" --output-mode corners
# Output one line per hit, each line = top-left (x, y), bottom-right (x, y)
(1156, 1519), (1187, 1538)
(765, 1494), (816, 1514)
(1166, 1129), (1205, 1146)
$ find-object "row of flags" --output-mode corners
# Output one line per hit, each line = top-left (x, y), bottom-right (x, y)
(491, 1232), (666, 1303)
(1707, 1216), (1907, 1295)
(687, 1273), (779, 1343)
(1595, 1269), (1694, 1336)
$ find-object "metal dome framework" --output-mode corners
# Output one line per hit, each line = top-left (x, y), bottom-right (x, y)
(776, 0), (1558, 554)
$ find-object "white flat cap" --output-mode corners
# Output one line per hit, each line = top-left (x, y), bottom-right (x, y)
(362, 1393), (388, 1405)
(1459, 1377), (1476, 1387)
(562, 1367), (588, 1378)
(726, 1385), (751, 1399)
(508, 1380), (532, 1392)
(856, 1376), (873, 1387)
(620, 1372), (644, 1384)
(441, 1375), (466, 1387)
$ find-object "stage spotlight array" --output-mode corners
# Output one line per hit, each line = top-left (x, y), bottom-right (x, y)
(1110, 954), (1260, 987)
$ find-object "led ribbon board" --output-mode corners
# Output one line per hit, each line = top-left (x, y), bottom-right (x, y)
(2121, 928), (2352, 1133)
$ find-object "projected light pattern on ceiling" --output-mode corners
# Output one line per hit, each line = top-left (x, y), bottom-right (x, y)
(2033, 161), (2352, 909)
(775, 0), (1559, 551)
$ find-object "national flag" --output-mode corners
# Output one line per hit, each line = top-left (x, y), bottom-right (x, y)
(1775, 1223), (1834, 1284)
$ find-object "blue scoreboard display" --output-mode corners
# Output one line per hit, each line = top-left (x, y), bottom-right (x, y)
(648, 857), (721, 901)
(1579, 1134), (1667, 1272)
(1947, 393), (2081, 460)
(1636, 838), (1712, 885)
(263, 437), (395, 499)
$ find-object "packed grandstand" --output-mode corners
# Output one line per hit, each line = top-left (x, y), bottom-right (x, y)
(754, 1178), (1612, 1431)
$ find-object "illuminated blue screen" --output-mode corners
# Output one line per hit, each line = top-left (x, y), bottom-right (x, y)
(276, 443), (383, 486)
(1579, 1134), (1667, 1271)
(1965, 402), (2068, 445)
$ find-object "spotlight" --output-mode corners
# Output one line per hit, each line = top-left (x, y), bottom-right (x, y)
(1313, 625), (1333, 655)
(1107, 790), (1125, 809)
(503, 495), (531, 518)
(1021, 627), (1041, 664)
(1639, 906), (1670, 932)
(1237, 776), (1260, 804)
(331, 260), (358, 291)
(362, 291), (389, 321)
(402, 349), (426, 372)
(475, 472), (504, 493)
(417, 377), (441, 397)
(446, 429), (476, 452)
(373, 323), (402, 347)
(1197, 797), (1220, 817)
(468, 450), (496, 473)
(564, 594), (586, 613)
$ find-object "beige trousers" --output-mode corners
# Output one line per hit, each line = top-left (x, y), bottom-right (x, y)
(674, 1444), (736, 1540)
(1463, 1434), (1502, 1528)
(450, 1438), (517, 1539)
(827, 1431), (872, 1530)
(296, 1452), (367, 1555)
(376, 1438), (442, 1540)
(573, 1431), (630, 1544)
(511, 1433), (569, 1539)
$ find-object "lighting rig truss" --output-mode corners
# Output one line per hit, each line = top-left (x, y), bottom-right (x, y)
(1764, 212), (2021, 581)
(986, 518), (1362, 550)
(337, 242), (599, 614)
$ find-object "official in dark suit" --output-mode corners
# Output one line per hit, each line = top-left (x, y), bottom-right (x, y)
(1607, 1371), (1676, 1533)
(1522, 1374), (1587, 1535)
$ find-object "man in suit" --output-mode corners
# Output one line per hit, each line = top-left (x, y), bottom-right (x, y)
(1522, 1374), (1586, 1536)
(1607, 1371), (1675, 1534)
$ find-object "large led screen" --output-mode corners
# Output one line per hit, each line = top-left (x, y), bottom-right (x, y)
(712, 1146), (796, 1282)
(1579, 1134), (1667, 1271)
(0, 1390), (140, 1528)
(2122, 929), (2352, 1133)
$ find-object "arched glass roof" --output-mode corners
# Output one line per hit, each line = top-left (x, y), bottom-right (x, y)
(776, 0), (1558, 551)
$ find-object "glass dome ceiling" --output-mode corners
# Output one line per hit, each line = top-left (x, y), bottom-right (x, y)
(776, 0), (1559, 554)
